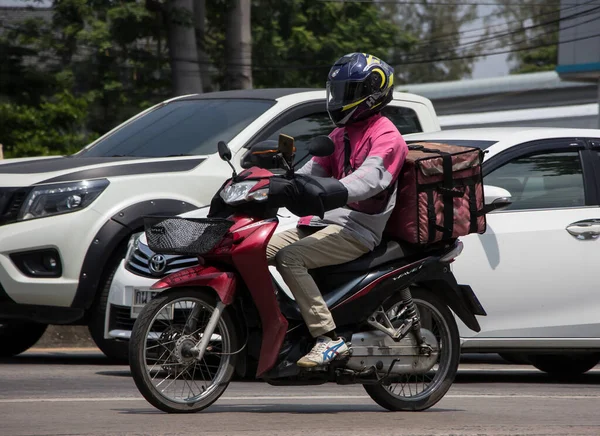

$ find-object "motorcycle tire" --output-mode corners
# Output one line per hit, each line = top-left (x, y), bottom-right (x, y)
(363, 287), (460, 411)
(129, 287), (239, 413)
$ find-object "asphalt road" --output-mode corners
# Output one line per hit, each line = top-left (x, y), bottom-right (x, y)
(1, 350), (600, 436)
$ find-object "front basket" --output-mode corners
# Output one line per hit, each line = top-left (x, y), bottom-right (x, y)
(143, 216), (234, 256)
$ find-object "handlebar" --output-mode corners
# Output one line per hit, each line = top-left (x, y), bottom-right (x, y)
(268, 174), (349, 218)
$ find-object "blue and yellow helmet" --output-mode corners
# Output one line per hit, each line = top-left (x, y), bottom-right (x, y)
(326, 52), (395, 127)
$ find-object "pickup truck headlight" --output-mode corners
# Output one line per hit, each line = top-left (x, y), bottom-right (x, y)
(18, 179), (110, 221)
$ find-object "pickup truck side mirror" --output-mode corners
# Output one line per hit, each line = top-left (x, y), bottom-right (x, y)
(240, 140), (283, 169)
(482, 185), (512, 214)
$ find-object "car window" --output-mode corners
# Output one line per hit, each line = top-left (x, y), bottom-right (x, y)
(270, 107), (424, 167)
(382, 106), (423, 135)
(268, 113), (335, 166)
(75, 99), (275, 158)
(485, 151), (585, 210)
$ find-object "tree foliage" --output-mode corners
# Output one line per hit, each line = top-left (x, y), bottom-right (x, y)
(380, 1), (483, 84)
(1, 0), (478, 158)
(492, 0), (560, 74)
(0, 91), (95, 158)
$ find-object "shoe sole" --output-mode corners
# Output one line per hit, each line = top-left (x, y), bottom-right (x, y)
(296, 351), (350, 368)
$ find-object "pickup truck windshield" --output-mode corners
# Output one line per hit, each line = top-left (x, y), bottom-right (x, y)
(74, 99), (275, 158)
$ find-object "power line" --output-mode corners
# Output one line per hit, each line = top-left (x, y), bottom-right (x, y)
(404, 0), (596, 49)
(406, 4), (600, 59)
(324, 0), (600, 5)
(398, 28), (600, 65)
(2, 1), (599, 72)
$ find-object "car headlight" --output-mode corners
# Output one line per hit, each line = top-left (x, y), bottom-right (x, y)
(219, 180), (269, 205)
(125, 232), (143, 262)
(18, 179), (110, 221)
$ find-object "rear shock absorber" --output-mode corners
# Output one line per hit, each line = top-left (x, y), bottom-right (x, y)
(399, 288), (430, 354)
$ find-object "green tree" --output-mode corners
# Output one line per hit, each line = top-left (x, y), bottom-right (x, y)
(492, 1), (560, 74)
(380, 1), (483, 84)
(1, 0), (423, 158)
(0, 91), (95, 158)
(206, 0), (409, 89)
(0, 0), (173, 156)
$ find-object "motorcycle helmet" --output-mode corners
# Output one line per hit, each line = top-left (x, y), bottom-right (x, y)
(326, 52), (395, 127)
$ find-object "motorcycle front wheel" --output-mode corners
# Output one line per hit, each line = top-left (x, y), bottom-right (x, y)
(363, 287), (460, 411)
(129, 287), (239, 413)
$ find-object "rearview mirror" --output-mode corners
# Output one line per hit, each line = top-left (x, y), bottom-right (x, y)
(308, 135), (335, 157)
(482, 185), (512, 213)
(217, 141), (232, 162)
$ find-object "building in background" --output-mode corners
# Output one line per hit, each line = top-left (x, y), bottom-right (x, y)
(555, 0), (600, 129)
(399, 71), (598, 130)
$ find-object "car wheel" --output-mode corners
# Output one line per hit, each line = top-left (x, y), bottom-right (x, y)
(0, 321), (48, 357)
(88, 252), (129, 363)
(527, 352), (600, 377)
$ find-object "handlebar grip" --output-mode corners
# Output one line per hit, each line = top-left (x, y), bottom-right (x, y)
(268, 175), (349, 218)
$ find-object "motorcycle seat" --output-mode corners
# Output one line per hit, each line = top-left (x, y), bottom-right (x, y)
(312, 239), (420, 276)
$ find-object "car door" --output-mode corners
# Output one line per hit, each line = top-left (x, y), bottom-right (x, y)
(452, 138), (600, 348)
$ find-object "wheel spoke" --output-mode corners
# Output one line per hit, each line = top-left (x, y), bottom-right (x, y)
(384, 296), (453, 401)
(132, 294), (234, 410)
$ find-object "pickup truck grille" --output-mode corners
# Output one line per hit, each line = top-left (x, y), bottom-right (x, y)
(0, 187), (32, 225)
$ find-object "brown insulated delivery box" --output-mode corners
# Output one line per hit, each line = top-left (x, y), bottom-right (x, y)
(385, 142), (487, 245)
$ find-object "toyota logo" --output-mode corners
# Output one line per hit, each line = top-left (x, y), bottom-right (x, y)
(148, 254), (167, 276)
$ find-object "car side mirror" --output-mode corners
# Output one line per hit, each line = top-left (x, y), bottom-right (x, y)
(241, 140), (284, 170)
(482, 185), (512, 214)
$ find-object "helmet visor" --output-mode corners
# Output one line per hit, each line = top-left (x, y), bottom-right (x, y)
(326, 80), (370, 110)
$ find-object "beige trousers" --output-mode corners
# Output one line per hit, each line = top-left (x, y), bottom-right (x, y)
(266, 225), (370, 337)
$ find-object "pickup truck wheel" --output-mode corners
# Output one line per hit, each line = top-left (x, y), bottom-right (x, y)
(0, 322), (48, 357)
(88, 257), (129, 363)
(527, 352), (600, 377)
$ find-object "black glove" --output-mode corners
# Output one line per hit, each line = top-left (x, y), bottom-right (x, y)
(294, 175), (349, 216)
(268, 175), (349, 218)
(267, 176), (301, 209)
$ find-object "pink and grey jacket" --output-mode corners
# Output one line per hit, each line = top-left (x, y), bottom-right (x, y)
(297, 113), (408, 250)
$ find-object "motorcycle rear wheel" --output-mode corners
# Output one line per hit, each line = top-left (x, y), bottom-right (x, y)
(363, 287), (460, 411)
(129, 287), (239, 413)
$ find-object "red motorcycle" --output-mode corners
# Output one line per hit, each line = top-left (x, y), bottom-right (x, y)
(128, 136), (487, 414)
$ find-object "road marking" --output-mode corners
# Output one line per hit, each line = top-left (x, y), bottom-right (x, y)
(2, 394), (600, 404)
(27, 347), (101, 353)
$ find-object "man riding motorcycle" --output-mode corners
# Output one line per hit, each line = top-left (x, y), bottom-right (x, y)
(266, 52), (409, 368)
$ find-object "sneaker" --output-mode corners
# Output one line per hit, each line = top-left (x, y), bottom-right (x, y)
(297, 336), (349, 368)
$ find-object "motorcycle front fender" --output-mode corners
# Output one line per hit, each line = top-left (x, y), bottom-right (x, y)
(150, 265), (237, 305)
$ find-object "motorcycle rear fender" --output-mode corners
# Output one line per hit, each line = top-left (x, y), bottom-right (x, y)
(414, 265), (486, 332)
(149, 265), (237, 305)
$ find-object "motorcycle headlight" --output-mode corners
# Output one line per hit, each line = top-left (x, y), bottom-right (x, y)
(18, 179), (110, 221)
(219, 180), (269, 205)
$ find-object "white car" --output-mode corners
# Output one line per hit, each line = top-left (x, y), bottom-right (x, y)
(113, 126), (600, 376)
(0, 88), (440, 360)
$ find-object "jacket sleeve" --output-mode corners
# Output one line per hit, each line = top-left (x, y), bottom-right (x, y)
(339, 131), (408, 203)
(296, 155), (332, 177)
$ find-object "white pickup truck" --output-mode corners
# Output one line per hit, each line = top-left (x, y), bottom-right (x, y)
(0, 88), (440, 360)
